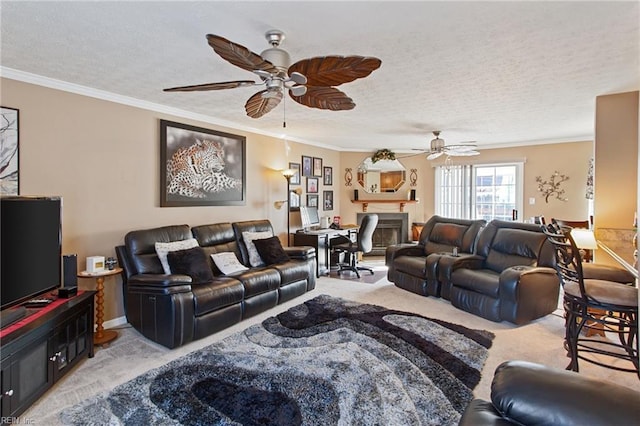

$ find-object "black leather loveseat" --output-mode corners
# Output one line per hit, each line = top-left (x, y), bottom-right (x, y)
(459, 360), (640, 426)
(442, 220), (559, 324)
(115, 220), (316, 348)
(386, 215), (486, 296)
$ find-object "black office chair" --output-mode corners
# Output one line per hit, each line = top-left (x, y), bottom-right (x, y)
(542, 221), (639, 378)
(332, 214), (378, 278)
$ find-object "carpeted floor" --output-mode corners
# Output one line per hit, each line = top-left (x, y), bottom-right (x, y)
(22, 275), (640, 425)
(60, 295), (494, 425)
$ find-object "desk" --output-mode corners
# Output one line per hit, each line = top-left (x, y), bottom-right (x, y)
(293, 228), (357, 277)
(77, 268), (122, 346)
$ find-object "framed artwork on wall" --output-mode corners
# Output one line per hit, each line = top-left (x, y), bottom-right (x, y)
(0, 106), (19, 195)
(323, 190), (333, 210)
(301, 155), (312, 177)
(306, 177), (318, 193)
(288, 162), (301, 185)
(313, 157), (323, 177)
(307, 194), (318, 208)
(160, 120), (246, 207)
(323, 166), (333, 185)
(289, 190), (300, 211)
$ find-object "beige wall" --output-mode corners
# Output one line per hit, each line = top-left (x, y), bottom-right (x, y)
(1, 78), (340, 321)
(339, 141), (593, 231)
(0, 78), (600, 323)
(594, 91), (639, 266)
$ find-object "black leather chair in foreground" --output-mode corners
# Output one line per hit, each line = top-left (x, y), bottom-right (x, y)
(459, 360), (640, 426)
(332, 214), (378, 278)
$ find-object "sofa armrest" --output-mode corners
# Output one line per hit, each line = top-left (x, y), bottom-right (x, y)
(489, 360), (640, 426)
(499, 266), (559, 324)
(438, 254), (485, 300)
(127, 273), (193, 295)
(458, 399), (518, 426)
(385, 244), (425, 265)
(284, 245), (316, 260)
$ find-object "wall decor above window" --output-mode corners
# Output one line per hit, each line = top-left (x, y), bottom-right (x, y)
(160, 120), (245, 207)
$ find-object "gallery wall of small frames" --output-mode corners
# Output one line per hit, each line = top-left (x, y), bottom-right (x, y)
(289, 156), (333, 211)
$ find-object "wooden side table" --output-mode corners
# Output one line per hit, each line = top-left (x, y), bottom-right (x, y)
(78, 267), (123, 346)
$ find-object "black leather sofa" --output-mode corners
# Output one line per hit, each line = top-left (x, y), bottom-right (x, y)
(442, 220), (559, 324)
(115, 220), (316, 348)
(386, 215), (486, 296)
(459, 360), (640, 426)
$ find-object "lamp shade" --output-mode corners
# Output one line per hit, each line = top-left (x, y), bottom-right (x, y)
(571, 229), (598, 250)
(282, 169), (296, 179)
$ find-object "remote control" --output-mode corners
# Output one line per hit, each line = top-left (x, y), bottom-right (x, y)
(24, 299), (53, 307)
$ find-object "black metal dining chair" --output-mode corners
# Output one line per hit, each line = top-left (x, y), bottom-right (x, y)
(542, 221), (639, 378)
(332, 214), (378, 278)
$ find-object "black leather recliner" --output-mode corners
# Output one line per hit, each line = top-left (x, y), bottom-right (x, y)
(386, 215), (486, 296)
(459, 360), (640, 426)
(115, 220), (316, 349)
(442, 220), (559, 324)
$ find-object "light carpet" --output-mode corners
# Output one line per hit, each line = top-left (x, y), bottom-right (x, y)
(22, 276), (640, 425)
(60, 294), (494, 425)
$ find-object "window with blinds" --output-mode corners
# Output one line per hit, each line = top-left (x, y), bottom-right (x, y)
(435, 162), (523, 221)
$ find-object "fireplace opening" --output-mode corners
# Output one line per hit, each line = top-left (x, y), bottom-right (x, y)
(357, 213), (409, 256)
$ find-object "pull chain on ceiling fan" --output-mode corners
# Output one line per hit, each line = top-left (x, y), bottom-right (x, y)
(164, 30), (382, 119)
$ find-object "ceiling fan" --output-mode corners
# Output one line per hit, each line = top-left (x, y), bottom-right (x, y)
(419, 131), (480, 160)
(163, 30), (382, 119)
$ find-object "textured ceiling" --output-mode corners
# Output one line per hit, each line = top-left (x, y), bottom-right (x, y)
(1, 1), (638, 152)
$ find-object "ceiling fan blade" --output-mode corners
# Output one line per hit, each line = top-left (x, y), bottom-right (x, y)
(206, 34), (279, 74)
(288, 56), (381, 87)
(245, 90), (282, 118)
(447, 150), (480, 157)
(289, 86), (355, 111)
(427, 151), (443, 160)
(163, 80), (257, 92)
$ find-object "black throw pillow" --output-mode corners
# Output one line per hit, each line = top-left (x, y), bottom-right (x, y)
(167, 246), (214, 284)
(253, 236), (290, 265)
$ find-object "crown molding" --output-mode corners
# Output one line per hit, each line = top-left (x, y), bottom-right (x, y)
(0, 67), (338, 151)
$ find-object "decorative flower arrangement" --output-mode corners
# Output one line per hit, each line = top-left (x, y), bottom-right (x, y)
(536, 171), (569, 203)
(371, 149), (396, 163)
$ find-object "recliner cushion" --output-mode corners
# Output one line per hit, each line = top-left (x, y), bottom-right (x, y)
(429, 222), (466, 246)
(484, 229), (544, 272)
(394, 255), (428, 278)
(253, 236), (289, 265)
(451, 268), (501, 298)
(167, 247), (214, 284)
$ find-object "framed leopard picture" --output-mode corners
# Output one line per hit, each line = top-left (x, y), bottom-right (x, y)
(160, 120), (246, 207)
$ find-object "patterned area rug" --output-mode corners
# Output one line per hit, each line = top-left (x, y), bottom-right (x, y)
(61, 295), (494, 425)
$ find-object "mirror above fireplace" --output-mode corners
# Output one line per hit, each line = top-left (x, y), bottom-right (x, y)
(357, 157), (406, 193)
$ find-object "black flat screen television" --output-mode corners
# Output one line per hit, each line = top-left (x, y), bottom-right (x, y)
(1, 196), (62, 310)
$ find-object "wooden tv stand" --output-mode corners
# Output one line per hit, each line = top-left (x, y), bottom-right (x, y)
(0, 291), (96, 419)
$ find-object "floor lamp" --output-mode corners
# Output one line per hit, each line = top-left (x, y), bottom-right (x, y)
(275, 169), (296, 246)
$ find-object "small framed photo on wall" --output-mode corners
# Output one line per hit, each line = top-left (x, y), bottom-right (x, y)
(306, 177), (318, 193)
(323, 190), (333, 210)
(301, 155), (313, 177)
(313, 157), (323, 177)
(307, 194), (319, 208)
(323, 166), (333, 186)
(289, 190), (300, 211)
(288, 162), (301, 185)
